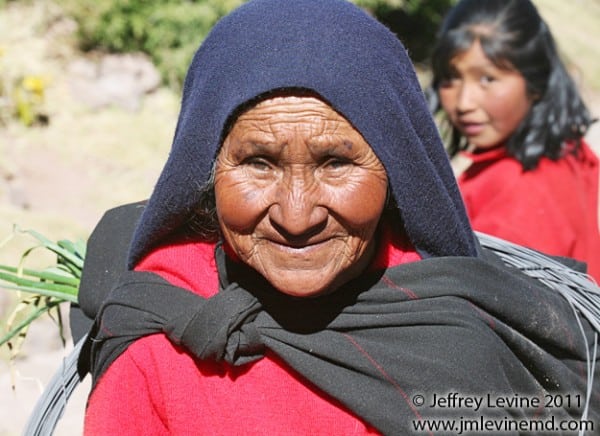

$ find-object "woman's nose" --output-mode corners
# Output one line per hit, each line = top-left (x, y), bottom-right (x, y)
(268, 174), (328, 238)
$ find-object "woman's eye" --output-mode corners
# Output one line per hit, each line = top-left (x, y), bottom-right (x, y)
(324, 157), (351, 170)
(244, 157), (272, 171)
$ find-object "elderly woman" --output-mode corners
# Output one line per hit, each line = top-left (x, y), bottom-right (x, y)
(77, 0), (598, 434)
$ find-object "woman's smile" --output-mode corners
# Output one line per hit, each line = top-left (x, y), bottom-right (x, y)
(264, 237), (332, 253)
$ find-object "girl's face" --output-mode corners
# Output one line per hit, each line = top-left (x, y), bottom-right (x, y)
(438, 40), (533, 150)
(215, 95), (388, 298)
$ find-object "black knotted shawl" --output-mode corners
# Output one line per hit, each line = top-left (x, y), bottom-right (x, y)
(78, 208), (599, 435)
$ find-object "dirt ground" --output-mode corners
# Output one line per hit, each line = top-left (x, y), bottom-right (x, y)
(0, 1), (599, 435)
(0, 3), (177, 435)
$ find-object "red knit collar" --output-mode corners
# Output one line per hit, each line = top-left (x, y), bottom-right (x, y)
(460, 145), (508, 164)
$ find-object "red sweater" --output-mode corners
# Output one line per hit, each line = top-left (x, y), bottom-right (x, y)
(84, 227), (421, 435)
(457, 141), (600, 282)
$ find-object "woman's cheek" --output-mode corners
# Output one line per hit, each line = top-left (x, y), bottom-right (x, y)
(324, 174), (387, 226)
(215, 173), (269, 231)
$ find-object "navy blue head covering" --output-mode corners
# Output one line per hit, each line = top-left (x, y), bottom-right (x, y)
(128, 0), (478, 267)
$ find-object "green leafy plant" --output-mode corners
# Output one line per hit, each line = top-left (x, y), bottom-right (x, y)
(0, 228), (85, 357)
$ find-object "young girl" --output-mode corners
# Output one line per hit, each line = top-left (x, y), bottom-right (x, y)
(429, 0), (600, 281)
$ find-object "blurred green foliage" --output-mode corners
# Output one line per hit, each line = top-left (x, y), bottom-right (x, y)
(361, 0), (457, 64)
(58, 0), (245, 89)
(57, 0), (455, 90)
(353, 0), (405, 9)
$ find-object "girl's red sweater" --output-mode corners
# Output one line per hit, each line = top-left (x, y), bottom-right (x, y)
(457, 140), (600, 282)
(84, 226), (420, 435)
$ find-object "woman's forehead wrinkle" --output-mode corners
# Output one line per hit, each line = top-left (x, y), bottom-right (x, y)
(238, 102), (348, 148)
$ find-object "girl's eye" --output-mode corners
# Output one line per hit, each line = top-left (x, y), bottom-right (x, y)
(438, 67), (461, 88)
(439, 76), (462, 89)
(480, 75), (496, 85)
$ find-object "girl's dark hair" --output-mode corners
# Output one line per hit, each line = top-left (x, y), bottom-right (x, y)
(429, 0), (594, 170)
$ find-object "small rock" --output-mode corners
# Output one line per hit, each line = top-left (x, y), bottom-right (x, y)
(67, 53), (161, 111)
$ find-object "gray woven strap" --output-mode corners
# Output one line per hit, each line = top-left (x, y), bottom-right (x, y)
(22, 336), (86, 436)
(477, 232), (600, 333)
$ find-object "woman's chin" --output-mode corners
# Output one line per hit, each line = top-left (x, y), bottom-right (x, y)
(263, 270), (342, 298)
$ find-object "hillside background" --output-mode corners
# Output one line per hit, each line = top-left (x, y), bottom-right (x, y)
(0, 0), (599, 434)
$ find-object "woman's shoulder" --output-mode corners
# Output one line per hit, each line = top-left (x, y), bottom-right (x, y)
(91, 333), (218, 407)
(127, 333), (200, 372)
(135, 236), (220, 297)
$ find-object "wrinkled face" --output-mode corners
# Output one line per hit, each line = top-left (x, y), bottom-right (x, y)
(215, 96), (388, 297)
(438, 40), (533, 150)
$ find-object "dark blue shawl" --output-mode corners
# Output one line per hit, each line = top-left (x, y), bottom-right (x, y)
(127, 0), (477, 266)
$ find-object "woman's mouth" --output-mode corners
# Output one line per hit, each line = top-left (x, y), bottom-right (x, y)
(264, 237), (333, 254)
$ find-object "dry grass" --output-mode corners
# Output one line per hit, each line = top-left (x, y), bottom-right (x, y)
(0, 1), (178, 261)
(0, 4), (178, 432)
(534, 0), (600, 106)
